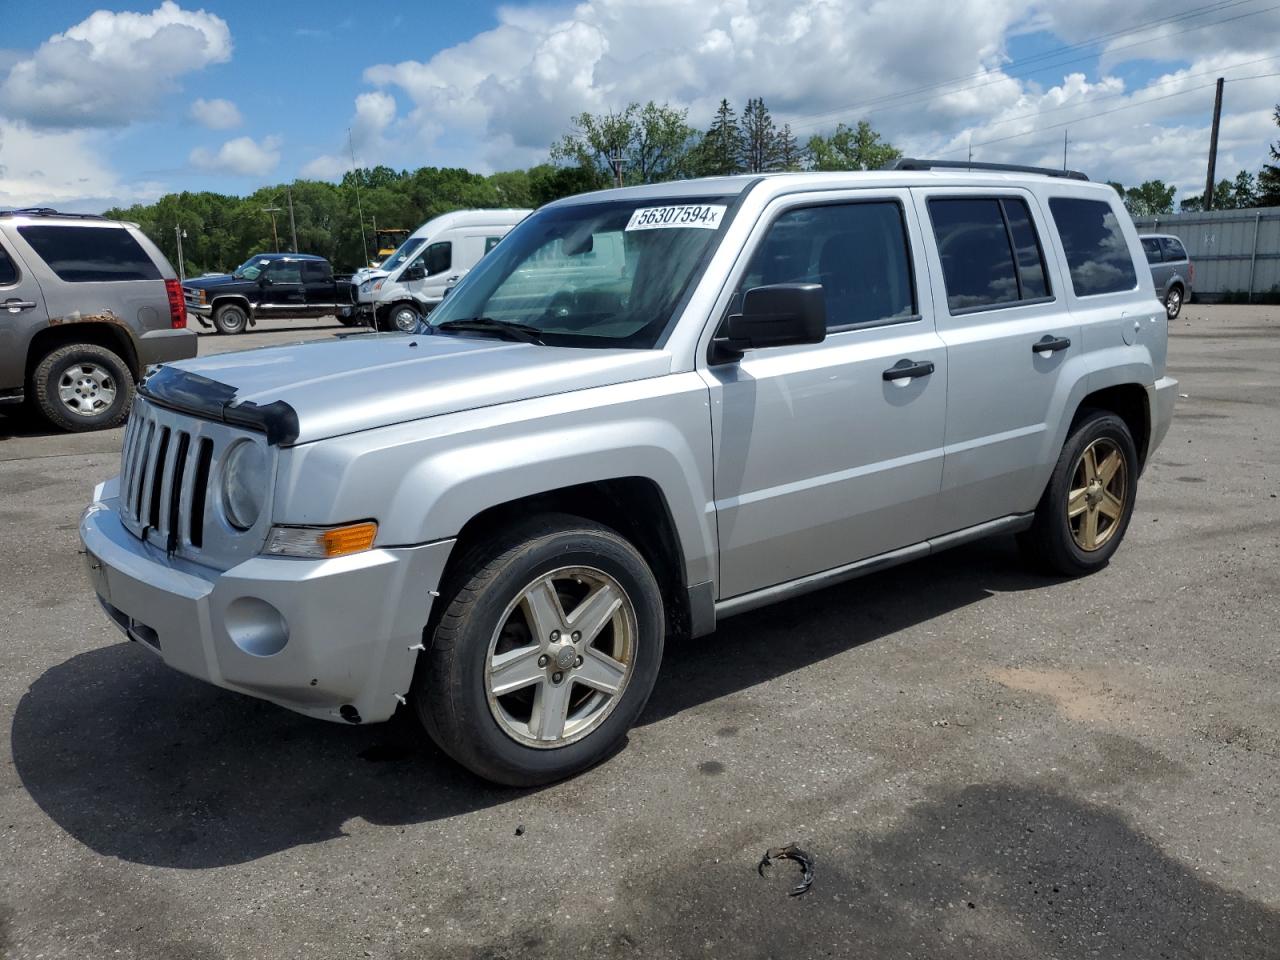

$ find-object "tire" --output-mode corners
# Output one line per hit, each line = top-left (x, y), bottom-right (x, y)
(1019, 410), (1139, 577)
(213, 302), (248, 335)
(1165, 286), (1183, 320)
(30, 342), (134, 432)
(383, 302), (421, 333)
(415, 514), (664, 786)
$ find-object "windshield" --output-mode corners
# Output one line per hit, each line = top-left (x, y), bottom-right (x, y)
(427, 196), (735, 349)
(379, 237), (425, 273)
(233, 257), (271, 280)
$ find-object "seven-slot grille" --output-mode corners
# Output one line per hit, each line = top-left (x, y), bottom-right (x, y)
(118, 403), (214, 552)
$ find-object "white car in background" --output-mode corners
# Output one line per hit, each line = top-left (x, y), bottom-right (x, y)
(357, 209), (530, 331)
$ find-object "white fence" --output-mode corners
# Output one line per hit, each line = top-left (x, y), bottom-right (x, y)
(1132, 206), (1280, 302)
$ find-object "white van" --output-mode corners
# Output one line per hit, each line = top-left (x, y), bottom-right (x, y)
(357, 209), (530, 331)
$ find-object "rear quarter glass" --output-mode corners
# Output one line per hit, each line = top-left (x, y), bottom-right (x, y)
(1047, 197), (1138, 297)
(17, 224), (161, 282)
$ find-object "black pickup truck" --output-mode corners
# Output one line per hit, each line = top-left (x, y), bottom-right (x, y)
(182, 253), (359, 334)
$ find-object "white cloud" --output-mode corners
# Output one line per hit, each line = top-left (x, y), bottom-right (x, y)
(299, 91), (398, 181)
(0, 120), (163, 211)
(0, 1), (231, 128)
(189, 135), (281, 177)
(189, 96), (242, 130)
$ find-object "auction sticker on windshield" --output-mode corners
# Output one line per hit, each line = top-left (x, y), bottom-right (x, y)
(625, 205), (727, 231)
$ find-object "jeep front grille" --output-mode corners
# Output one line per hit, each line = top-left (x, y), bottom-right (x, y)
(119, 404), (214, 552)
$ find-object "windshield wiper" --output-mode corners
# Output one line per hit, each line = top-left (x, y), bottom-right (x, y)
(435, 317), (545, 345)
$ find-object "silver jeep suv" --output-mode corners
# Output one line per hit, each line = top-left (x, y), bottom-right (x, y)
(0, 209), (196, 431)
(80, 161), (1177, 785)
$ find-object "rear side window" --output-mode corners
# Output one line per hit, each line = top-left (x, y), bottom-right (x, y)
(738, 200), (917, 331)
(0, 242), (17, 285)
(301, 261), (330, 282)
(1141, 238), (1163, 264)
(927, 197), (1050, 312)
(17, 225), (160, 282)
(1160, 237), (1187, 262)
(1048, 197), (1138, 297)
(484, 236), (502, 254)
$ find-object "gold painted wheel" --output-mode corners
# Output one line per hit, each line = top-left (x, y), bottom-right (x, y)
(1067, 437), (1128, 551)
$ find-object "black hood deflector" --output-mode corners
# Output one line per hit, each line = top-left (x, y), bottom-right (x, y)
(138, 365), (300, 446)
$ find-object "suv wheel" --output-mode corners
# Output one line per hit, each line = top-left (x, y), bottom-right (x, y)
(1165, 286), (1183, 320)
(415, 514), (664, 786)
(31, 343), (134, 432)
(1019, 410), (1138, 576)
(213, 302), (248, 335)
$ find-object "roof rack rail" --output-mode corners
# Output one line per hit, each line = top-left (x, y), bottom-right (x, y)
(0, 207), (109, 219)
(887, 158), (1089, 181)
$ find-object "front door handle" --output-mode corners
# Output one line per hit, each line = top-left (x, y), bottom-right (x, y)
(3, 299), (38, 313)
(1032, 335), (1071, 353)
(882, 359), (935, 381)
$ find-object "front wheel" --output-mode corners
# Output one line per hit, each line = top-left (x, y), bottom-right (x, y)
(213, 302), (248, 335)
(382, 303), (422, 333)
(415, 515), (664, 786)
(1019, 410), (1138, 576)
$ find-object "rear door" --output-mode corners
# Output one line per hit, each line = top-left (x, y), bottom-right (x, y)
(0, 235), (47, 394)
(301, 260), (335, 316)
(704, 189), (948, 599)
(913, 188), (1080, 531)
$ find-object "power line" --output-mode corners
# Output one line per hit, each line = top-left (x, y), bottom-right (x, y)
(783, 0), (1280, 132)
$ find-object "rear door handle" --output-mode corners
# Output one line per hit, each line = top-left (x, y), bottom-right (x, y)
(882, 359), (935, 381)
(1032, 335), (1071, 353)
(2, 299), (38, 313)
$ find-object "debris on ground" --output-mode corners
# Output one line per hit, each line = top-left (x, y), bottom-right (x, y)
(514, 824), (525, 837)
(757, 843), (815, 897)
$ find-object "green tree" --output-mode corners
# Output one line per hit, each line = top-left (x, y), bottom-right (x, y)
(740, 97), (781, 173)
(690, 99), (743, 176)
(1259, 104), (1280, 206)
(805, 121), (901, 171)
(775, 123), (803, 171)
(1121, 180), (1175, 216)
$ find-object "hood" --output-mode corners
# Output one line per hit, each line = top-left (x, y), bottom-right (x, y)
(183, 274), (244, 290)
(142, 332), (672, 444)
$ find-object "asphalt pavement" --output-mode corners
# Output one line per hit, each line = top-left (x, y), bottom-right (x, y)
(1, 307), (1277, 959)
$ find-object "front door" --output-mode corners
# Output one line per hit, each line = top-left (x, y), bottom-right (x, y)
(912, 189), (1080, 531)
(704, 191), (948, 600)
(411, 241), (454, 309)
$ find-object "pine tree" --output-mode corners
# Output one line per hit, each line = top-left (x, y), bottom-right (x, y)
(693, 99), (744, 177)
(775, 123), (803, 171)
(740, 98), (782, 173)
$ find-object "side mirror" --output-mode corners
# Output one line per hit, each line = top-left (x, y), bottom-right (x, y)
(402, 263), (425, 282)
(715, 283), (826, 360)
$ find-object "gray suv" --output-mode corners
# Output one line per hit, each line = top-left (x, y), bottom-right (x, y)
(80, 161), (1177, 785)
(0, 209), (196, 431)
(1140, 233), (1193, 319)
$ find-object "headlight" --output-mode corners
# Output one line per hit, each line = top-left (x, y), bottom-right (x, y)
(360, 281), (372, 294)
(221, 440), (267, 530)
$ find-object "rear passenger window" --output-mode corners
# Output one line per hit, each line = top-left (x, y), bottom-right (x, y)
(484, 236), (502, 254)
(1048, 197), (1138, 297)
(1160, 237), (1187, 262)
(738, 201), (917, 331)
(1141, 238), (1163, 264)
(301, 261), (329, 282)
(927, 198), (1050, 312)
(0, 243), (17, 285)
(17, 225), (160, 282)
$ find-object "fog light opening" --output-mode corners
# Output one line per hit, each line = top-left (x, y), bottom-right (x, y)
(225, 597), (289, 657)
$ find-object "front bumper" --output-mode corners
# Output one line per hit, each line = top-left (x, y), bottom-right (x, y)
(80, 480), (455, 724)
(1149, 375), (1178, 458)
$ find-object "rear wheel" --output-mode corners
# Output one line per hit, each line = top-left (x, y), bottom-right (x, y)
(30, 342), (134, 432)
(1165, 286), (1183, 320)
(213, 302), (248, 335)
(1019, 410), (1138, 576)
(415, 515), (664, 786)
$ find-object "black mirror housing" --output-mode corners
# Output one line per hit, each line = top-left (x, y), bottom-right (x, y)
(402, 264), (426, 282)
(718, 283), (826, 357)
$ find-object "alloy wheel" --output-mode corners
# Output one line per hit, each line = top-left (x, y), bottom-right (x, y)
(1067, 437), (1128, 551)
(57, 363), (117, 417)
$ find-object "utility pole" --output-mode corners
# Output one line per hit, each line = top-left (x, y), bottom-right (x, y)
(348, 128), (369, 265)
(967, 136), (973, 169)
(609, 153), (624, 187)
(174, 224), (186, 281)
(1204, 77), (1224, 211)
(1063, 129), (1069, 171)
(286, 186), (298, 253)
(262, 206), (282, 251)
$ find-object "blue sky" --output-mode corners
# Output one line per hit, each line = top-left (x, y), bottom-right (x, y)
(1, 0), (1277, 210)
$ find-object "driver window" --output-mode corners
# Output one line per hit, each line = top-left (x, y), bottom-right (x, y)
(266, 260), (302, 284)
(420, 242), (451, 275)
(737, 201), (917, 331)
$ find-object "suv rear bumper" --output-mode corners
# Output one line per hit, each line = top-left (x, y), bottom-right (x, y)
(138, 327), (198, 367)
(79, 478), (454, 725)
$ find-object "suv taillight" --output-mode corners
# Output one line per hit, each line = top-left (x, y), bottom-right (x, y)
(165, 278), (186, 328)
(1188, 262), (1195, 284)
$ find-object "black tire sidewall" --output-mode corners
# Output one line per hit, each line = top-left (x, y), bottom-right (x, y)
(421, 524), (664, 786)
(214, 304), (247, 334)
(1043, 412), (1138, 573)
(33, 344), (133, 432)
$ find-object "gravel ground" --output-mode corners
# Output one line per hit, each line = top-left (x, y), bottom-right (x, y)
(1, 307), (1277, 959)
